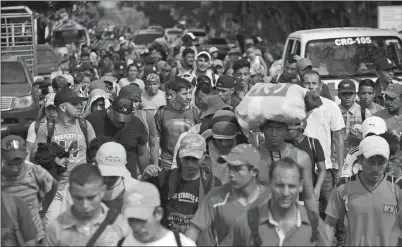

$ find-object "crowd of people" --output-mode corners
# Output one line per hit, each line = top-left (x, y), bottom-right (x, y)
(1, 30), (402, 247)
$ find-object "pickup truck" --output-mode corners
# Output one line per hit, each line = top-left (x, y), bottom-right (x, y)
(281, 27), (402, 103)
(1, 6), (41, 135)
(1, 60), (41, 135)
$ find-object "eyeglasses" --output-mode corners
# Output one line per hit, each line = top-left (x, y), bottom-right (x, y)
(2, 139), (24, 151)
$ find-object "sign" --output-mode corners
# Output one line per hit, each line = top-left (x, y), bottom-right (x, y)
(334, 37), (372, 46)
(378, 6), (402, 32)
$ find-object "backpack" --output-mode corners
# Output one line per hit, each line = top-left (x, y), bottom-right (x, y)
(116, 231), (182, 247)
(246, 189), (272, 246)
(1, 192), (25, 246)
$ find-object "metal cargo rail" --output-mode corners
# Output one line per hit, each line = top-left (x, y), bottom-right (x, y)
(1, 6), (37, 77)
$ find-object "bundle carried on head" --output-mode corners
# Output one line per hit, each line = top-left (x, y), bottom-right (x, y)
(235, 83), (322, 130)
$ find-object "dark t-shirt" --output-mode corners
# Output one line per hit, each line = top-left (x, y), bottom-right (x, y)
(166, 178), (200, 234)
(86, 111), (147, 177)
(155, 105), (199, 164)
(290, 136), (325, 200)
(1, 194), (37, 246)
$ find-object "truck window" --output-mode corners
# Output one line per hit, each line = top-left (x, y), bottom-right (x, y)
(1, 62), (28, 84)
(294, 40), (301, 56)
(285, 39), (295, 57)
(37, 49), (58, 64)
(305, 36), (402, 77)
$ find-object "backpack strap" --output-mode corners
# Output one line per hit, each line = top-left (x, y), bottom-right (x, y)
(248, 207), (262, 246)
(173, 231), (182, 247)
(34, 120), (41, 134)
(1, 193), (25, 246)
(85, 209), (119, 247)
(46, 118), (56, 144)
(116, 237), (125, 247)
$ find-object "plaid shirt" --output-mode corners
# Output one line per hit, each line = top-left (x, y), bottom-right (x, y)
(339, 103), (371, 153)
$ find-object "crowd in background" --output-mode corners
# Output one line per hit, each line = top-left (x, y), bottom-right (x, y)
(1, 28), (402, 247)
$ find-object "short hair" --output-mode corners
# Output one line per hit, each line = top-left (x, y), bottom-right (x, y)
(379, 131), (400, 156)
(269, 157), (303, 181)
(127, 63), (139, 72)
(69, 163), (104, 186)
(301, 70), (321, 84)
(358, 79), (375, 91)
(195, 81), (212, 96)
(88, 136), (114, 161)
(232, 59), (250, 73)
(173, 77), (192, 92)
(197, 75), (211, 85)
(182, 47), (195, 57)
(166, 81), (176, 91)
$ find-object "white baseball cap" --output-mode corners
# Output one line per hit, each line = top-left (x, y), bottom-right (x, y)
(358, 135), (390, 159)
(95, 142), (131, 178)
(209, 47), (218, 54)
(361, 116), (387, 138)
(197, 51), (211, 61)
(62, 74), (74, 85)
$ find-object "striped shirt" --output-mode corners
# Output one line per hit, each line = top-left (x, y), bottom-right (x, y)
(326, 172), (402, 246)
(191, 184), (268, 246)
(1, 161), (54, 241)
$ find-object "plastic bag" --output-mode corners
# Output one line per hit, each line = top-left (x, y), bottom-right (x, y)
(235, 83), (321, 130)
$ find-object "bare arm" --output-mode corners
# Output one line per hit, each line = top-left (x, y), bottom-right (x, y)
(150, 110), (162, 165)
(333, 129), (345, 176)
(185, 224), (202, 242)
(314, 161), (326, 199)
(137, 143), (150, 174)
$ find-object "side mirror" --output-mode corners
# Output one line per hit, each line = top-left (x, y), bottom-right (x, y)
(33, 76), (45, 85)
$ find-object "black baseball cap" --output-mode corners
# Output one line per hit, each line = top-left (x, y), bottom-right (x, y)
(338, 79), (356, 93)
(109, 96), (133, 123)
(375, 57), (397, 70)
(114, 61), (127, 71)
(1, 135), (26, 161)
(54, 87), (86, 106)
(216, 75), (235, 88)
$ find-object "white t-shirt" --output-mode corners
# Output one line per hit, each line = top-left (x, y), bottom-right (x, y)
(26, 121), (38, 143)
(304, 97), (345, 169)
(122, 230), (196, 246)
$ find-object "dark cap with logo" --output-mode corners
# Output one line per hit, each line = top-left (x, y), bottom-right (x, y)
(54, 87), (86, 106)
(109, 95), (133, 123)
(1, 135), (26, 161)
(384, 83), (402, 98)
(375, 57), (397, 70)
(114, 61), (127, 71)
(338, 79), (356, 93)
(216, 75), (235, 89)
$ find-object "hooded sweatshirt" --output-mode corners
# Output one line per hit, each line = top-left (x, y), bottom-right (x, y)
(81, 89), (110, 118)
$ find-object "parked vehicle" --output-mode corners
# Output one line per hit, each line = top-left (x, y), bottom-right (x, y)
(203, 37), (234, 60)
(282, 27), (402, 102)
(187, 28), (207, 46)
(165, 28), (184, 44)
(37, 44), (62, 86)
(1, 60), (41, 135)
(133, 29), (164, 54)
(1, 6), (41, 135)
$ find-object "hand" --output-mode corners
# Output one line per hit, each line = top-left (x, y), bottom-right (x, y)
(314, 188), (321, 201)
(55, 157), (68, 168)
(142, 165), (162, 180)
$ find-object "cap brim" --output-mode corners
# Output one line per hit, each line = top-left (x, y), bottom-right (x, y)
(68, 97), (87, 105)
(2, 149), (26, 161)
(123, 207), (154, 220)
(110, 108), (131, 123)
(217, 153), (245, 166)
(179, 149), (204, 159)
(98, 164), (131, 178)
(384, 91), (400, 98)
